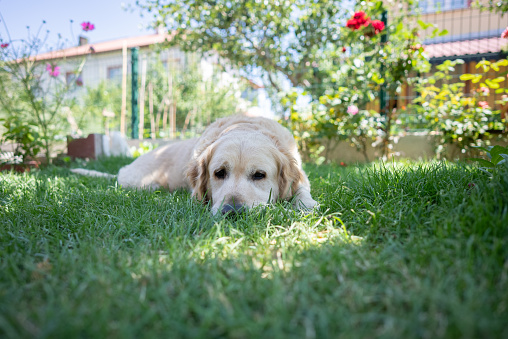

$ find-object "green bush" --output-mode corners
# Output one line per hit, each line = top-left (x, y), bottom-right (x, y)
(412, 59), (506, 159)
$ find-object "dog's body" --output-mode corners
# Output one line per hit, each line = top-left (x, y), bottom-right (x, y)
(72, 115), (317, 214)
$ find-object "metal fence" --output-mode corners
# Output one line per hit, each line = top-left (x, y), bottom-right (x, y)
(26, 2), (508, 141)
(59, 44), (254, 140)
(382, 3), (508, 131)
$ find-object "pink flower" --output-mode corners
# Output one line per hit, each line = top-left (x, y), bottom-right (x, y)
(46, 63), (60, 77)
(1, 43), (8, 48)
(479, 86), (490, 95)
(478, 101), (489, 109)
(347, 105), (359, 115)
(81, 21), (95, 32)
(501, 26), (508, 39)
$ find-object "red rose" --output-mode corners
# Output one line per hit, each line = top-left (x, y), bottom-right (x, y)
(353, 11), (366, 20)
(346, 11), (370, 30)
(347, 18), (359, 30)
(371, 20), (385, 34)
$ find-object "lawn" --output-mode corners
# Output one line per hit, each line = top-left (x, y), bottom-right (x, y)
(1, 158), (507, 338)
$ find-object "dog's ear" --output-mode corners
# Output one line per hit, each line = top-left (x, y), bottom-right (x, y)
(276, 148), (306, 200)
(185, 148), (212, 203)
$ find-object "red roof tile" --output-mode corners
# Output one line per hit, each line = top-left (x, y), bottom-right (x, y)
(34, 33), (173, 61)
(424, 37), (507, 59)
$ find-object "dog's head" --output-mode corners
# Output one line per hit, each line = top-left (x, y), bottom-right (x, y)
(186, 130), (305, 215)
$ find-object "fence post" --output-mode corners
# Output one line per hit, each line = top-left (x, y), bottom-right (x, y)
(379, 10), (388, 115)
(131, 47), (139, 139)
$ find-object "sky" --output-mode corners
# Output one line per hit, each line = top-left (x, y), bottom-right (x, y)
(0, 0), (154, 48)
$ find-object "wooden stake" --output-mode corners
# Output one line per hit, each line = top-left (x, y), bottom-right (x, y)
(167, 69), (173, 138)
(148, 82), (155, 139)
(171, 100), (177, 138)
(162, 98), (169, 133)
(182, 108), (193, 135)
(120, 41), (127, 135)
(155, 97), (164, 137)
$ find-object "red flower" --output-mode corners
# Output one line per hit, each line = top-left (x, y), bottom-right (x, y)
(346, 18), (359, 30)
(1, 43), (8, 48)
(478, 101), (489, 109)
(342, 46), (347, 52)
(371, 20), (385, 34)
(346, 11), (370, 30)
(353, 11), (366, 19)
(81, 21), (95, 32)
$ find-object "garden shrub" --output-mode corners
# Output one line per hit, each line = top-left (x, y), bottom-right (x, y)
(412, 59), (507, 159)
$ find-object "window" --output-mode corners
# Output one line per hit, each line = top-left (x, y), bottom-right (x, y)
(419, 0), (468, 13)
(107, 66), (122, 82)
(66, 72), (75, 85)
(161, 58), (181, 71)
(66, 71), (83, 87)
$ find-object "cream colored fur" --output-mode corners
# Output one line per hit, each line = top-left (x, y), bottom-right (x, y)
(73, 115), (317, 214)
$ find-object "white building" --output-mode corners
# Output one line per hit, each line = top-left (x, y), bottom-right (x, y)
(34, 32), (272, 138)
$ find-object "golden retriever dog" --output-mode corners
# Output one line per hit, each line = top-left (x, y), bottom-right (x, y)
(72, 115), (317, 215)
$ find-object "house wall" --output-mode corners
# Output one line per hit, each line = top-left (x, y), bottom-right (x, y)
(420, 6), (508, 43)
(57, 46), (187, 100)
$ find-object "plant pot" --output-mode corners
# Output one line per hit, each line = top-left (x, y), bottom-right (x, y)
(0, 160), (39, 173)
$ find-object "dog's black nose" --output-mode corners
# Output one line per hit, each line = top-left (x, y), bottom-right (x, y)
(221, 203), (245, 215)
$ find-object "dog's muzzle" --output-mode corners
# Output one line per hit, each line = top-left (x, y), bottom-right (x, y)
(221, 202), (245, 216)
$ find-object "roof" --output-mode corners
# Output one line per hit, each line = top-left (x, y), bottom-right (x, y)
(425, 37), (507, 59)
(34, 33), (173, 61)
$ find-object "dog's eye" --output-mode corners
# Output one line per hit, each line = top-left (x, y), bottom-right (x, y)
(252, 171), (266, 180)
(215, 169), (226, 179)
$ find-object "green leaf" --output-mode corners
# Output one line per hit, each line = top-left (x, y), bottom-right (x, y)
(471, 146), (493, 153)
(471, 75), (483, 83)
(467, 158), (495, 168)
(485, 79), (500, 89)
(417, 19), (433, 30)
(490, 154), (502, 165)
(438, 29), (449, 36)
(459, 74), (475, 81)
(489, 145), (508, 159)
(491, 77), (505, 83)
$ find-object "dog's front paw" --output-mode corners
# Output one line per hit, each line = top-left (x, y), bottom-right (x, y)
(297, 198), (318, 211)
(292, 188), (318, 212)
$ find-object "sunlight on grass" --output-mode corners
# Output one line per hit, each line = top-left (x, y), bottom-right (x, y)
(1, 159), (507, 337)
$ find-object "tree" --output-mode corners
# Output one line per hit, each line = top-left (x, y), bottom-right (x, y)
(136, 0), (355, 102)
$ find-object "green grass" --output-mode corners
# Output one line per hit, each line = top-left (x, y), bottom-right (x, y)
(1, 158), (507, 338)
